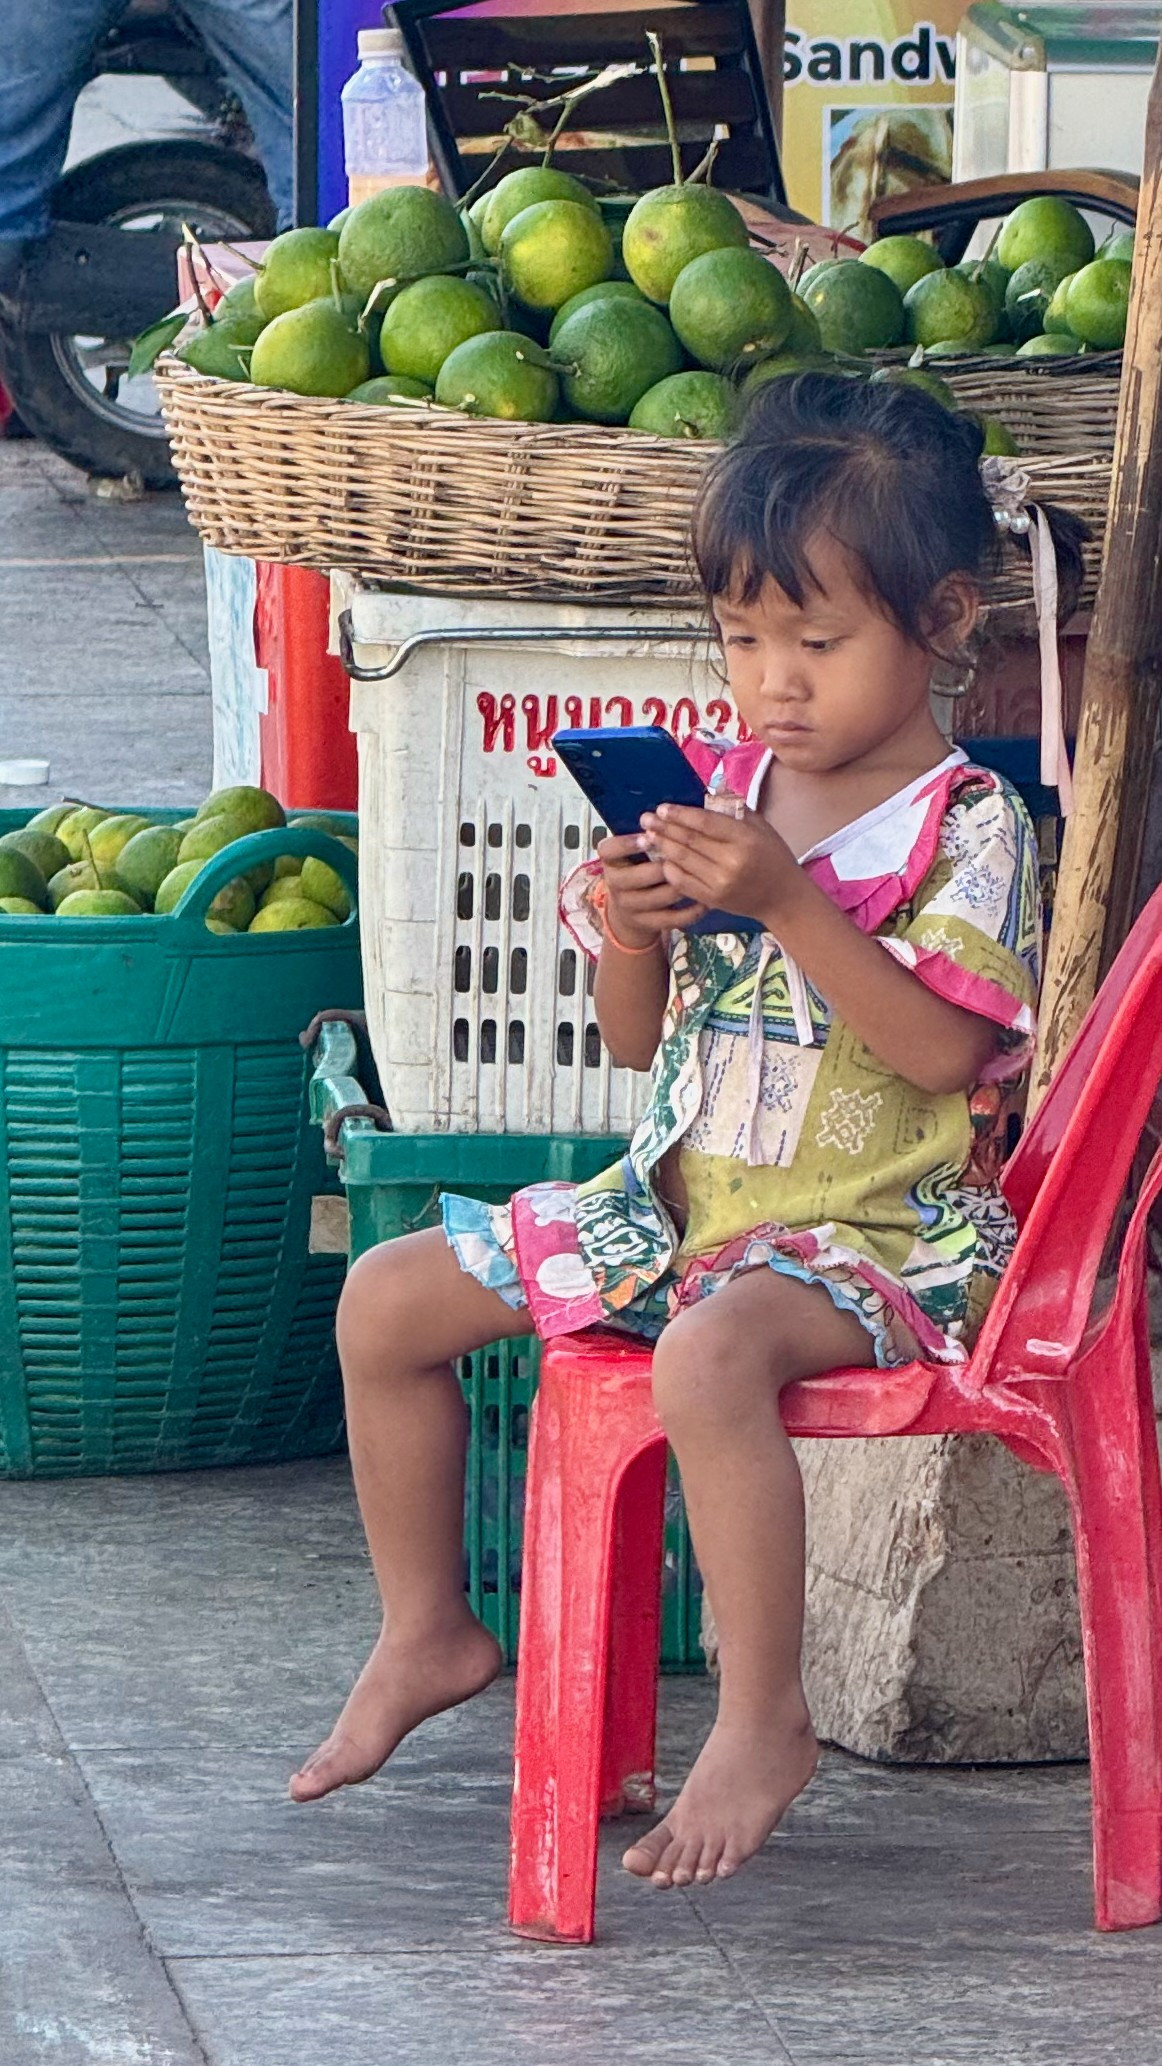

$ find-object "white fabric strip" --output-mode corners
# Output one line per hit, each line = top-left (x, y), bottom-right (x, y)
(1028, 504), (1074, 815)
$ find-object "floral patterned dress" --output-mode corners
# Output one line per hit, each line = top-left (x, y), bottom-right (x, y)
(441, 737), (1042, 1369)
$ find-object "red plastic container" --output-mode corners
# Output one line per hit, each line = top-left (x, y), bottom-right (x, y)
(255, 562), (358, 811)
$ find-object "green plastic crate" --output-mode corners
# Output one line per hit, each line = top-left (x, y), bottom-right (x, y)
(310, 1022), (704, 1670)
(0, 811), (361, 1478)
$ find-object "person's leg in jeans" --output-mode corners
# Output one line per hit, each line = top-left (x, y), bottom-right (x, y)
(0, 0), (293, 287)
(183, 0), (294, 225)
(0, 0), (120, 271)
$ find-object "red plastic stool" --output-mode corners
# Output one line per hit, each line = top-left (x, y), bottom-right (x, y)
(254, 563), (358, 811)
(509, 883), (1162, 1944)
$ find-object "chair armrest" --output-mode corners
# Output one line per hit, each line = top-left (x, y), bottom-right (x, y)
(870, 170), (1139, 262)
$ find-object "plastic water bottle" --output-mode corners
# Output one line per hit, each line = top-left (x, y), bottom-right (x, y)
(341, 28), (429, 206)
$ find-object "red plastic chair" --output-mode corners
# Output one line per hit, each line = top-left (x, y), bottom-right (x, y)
(508, 885), (1162, 1944)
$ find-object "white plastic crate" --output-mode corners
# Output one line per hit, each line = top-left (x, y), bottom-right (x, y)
(338, 586), (738, 1134)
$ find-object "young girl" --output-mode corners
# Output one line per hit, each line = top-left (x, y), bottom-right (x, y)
(291, 374), (1082, 1892)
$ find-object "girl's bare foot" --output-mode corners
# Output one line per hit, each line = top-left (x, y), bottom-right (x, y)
(622, 1709), (819, 1887)
(289, 1613), (502, 1802)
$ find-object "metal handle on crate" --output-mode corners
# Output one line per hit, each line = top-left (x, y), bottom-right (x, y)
(336, 611), (702, 683)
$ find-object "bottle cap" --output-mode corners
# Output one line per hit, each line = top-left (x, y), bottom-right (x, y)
(358, 27), (404, 57)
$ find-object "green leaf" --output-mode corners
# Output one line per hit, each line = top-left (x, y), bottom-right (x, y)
(128, 311), (187, 379)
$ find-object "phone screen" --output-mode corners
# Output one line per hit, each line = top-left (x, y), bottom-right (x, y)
(552, 727), (760, 937)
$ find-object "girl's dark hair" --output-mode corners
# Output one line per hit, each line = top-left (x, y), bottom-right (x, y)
(692, 372), (1088, 645)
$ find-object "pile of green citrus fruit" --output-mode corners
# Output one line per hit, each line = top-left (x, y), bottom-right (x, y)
(172, 177), (1132, 448)
(172, 171), (805, 440)
(0, 787), (356, 933)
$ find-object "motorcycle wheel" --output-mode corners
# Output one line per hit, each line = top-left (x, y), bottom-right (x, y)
(0, 139), (275, 487)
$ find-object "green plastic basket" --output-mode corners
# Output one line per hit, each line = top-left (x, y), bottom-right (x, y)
(0, 812), (361, 1478)
(311, 1022), (704, 1670)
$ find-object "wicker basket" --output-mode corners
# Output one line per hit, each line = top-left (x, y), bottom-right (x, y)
(156, 357), (1110, 612)
(922, 350), (1122, 458)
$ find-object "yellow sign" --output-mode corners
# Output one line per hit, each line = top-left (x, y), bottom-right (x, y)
(781, 6), (963, 239)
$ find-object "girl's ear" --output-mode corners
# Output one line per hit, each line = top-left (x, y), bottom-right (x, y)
(921, 572), (980, 661)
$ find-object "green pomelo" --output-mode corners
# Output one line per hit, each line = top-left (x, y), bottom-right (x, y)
(57, 806), (112, 861)
(435, 331), (558, 422)
(548, 279), (646, 345)
(195, 785), (286, 831)
(0, 898), (44, 916)
(289, 812), (352, 836)
(1004, 257), (1073, 344)
(0, 827), (70, 881)
(804, 261), (904, 352)
(1100, 228), (1135, 266)
(741, 352), (837, 399)
(1065, 258), (1132, 349)
(996, 195), (1094, 277)
(481, 166), (599, 255)
(48, 862), (135, 909)
(1045, 270), (1078, 330)
(300, 855), (353, 920)
(629, 370), (736, 440)
(904, 268), (996, 349)
(220, 275), (266, 328)
(328, 206), (351, 233)
(345, 374), (432, 405)
(154, 861), (202, 915)
(1015, 331), (1081, 357)
(0, 847), (47, 905)
(248, 898), (339, 932)
(249, 299), (370, 397)
(116, 825), (184, 908)
(379, 274), (498, 384)
(259, 874), (306, 906)
(88, 814), (153, 871)
(26, 803), (74, 835)
(955, 257), (1011, 339)
(784, 293), (821, 353)
(668, 247), (792, 370)
(621, 185), (748, 305)
(797, 259), (841, 298)
(861, 236), (942, 294)
(178, 817), (273, 896)
(56, 890), (143, 918)
(253, 227), (341, 320)
(980, 416), (1019, 455)
(206, 878), (256, 931)
(499, 200), (612, 314)
(871, 364), (957, 409)
(179, 320), (257, 381)
(555, 298), (682, 423)
(337, 186), (469, 303)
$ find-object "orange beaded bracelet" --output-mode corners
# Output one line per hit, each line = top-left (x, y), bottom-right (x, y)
(602, 916), (663, 956)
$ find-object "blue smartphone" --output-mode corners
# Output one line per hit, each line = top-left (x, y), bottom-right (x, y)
(552, 726), (760, 937)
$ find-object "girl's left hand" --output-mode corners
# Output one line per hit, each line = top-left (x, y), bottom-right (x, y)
(641, 804), (801, 929)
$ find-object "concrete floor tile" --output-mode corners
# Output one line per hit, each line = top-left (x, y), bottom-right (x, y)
(168, 1947), (793, 2066)
(0, 1731), (204, 2064)
(75, 1741), (712, 1958)
(740, 1940), (1162, 2066)
(0, 694), (211, 808)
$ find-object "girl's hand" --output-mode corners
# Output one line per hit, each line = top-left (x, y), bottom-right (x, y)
(641, 805), (800, 929)
(597, 832), (706, 947)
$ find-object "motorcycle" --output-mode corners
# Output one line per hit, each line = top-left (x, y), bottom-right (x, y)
(0, 0), (275, 486)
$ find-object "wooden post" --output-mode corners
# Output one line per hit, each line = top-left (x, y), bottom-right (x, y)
(748, 0), (786, 142)
(1029, 47), (1162, 1111)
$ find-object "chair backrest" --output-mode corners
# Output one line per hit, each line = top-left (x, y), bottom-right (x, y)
(393, 0), (786, 205)
(972, 880), (1162, 1381)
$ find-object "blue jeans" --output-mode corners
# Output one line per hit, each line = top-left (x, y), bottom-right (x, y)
(0, 0), (294, 247)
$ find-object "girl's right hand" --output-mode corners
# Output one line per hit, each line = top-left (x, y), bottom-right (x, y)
(597, 832), (707, 948)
